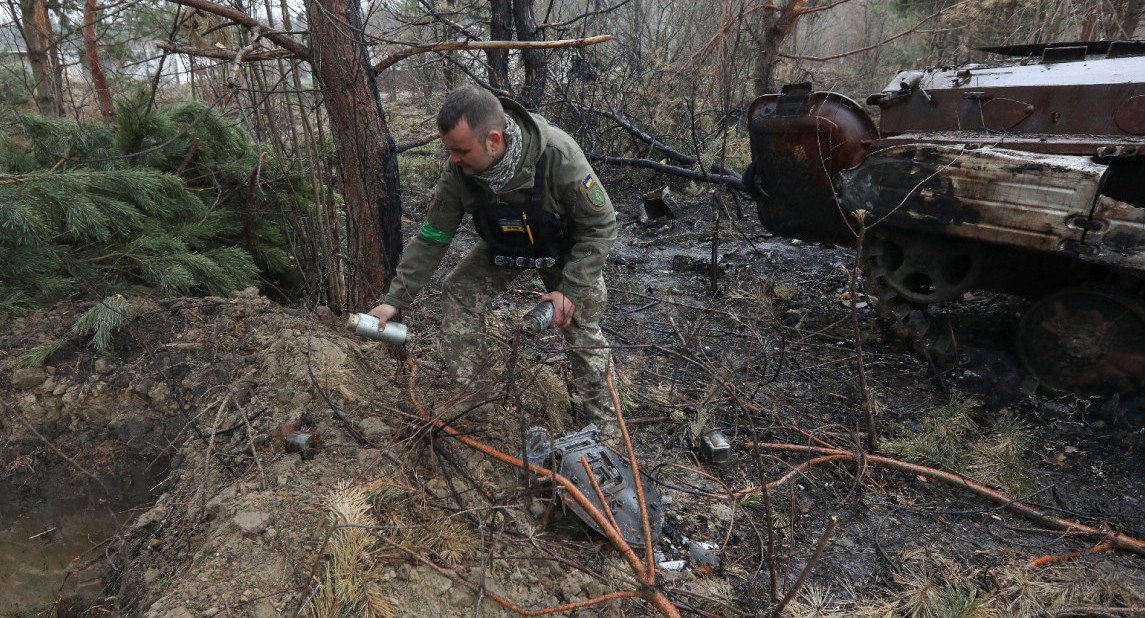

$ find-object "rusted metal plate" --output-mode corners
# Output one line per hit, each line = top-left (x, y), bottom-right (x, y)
(873, 55), (1145, 137)
(1081, 195), (1145, 270)
(1115, 95), (1145, 134)
(873, 132), (1145, 156)
(748, 90), (877, 245)
(835, 144), (1108, 252)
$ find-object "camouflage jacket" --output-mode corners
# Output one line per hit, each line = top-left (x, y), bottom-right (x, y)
(382, 97), (616, 308)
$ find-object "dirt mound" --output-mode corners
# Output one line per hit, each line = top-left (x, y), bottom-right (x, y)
(0, 287), (690, 616)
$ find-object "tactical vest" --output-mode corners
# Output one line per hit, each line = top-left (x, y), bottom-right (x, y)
(463, 154), (576, 268)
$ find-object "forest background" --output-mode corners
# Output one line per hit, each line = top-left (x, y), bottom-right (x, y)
(2, 0), (1142, 317)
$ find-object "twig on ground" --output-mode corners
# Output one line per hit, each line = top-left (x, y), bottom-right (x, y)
(1026, 540), (1112, 569)
(747, 442), (1145, 558)
(771, 515), (838, 618)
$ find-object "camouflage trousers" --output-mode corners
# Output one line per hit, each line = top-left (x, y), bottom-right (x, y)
(440, 241), (614, 427)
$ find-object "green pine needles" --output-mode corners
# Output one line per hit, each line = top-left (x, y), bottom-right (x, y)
(72, 295), (129, 352)
(0, 90), (316, 315)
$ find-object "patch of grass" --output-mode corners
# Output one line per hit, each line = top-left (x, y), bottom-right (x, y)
(892, 549), (1001, 618)
(937, 585), (990, 618)
(397, 152), (444, 195)
(786, 551), (1145, 617)
(305, 480), (393, 618)
(882, 392), (1033, 495)
(364, 480), (479, 566)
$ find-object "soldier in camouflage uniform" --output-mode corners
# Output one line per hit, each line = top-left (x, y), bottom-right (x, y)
(367, 85), (618, 434)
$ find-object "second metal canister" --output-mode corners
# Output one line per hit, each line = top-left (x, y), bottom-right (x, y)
(522, 301), (555, 333)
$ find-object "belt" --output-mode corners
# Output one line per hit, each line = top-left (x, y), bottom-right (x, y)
(494, 256), (557, 268)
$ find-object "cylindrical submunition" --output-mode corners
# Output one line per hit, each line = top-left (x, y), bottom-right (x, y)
(522, 301), (555, 333)
(348, 313), (408, 344)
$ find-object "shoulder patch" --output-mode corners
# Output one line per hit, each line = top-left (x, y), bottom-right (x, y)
(581, 173), (607, 210)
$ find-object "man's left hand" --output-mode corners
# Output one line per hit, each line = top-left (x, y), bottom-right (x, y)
(540, 291), (575, 328)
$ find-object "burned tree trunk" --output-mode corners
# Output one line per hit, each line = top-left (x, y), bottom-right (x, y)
(1120, 0), (1142, 38)
(305, 0), (402, 311)
(512, 0), (546, 109)
(488, 0), (512, 91)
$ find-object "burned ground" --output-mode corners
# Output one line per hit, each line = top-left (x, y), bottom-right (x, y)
(2, 184), (1145, 617)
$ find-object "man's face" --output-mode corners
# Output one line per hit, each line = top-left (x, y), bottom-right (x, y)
(441, 118), (503, 176)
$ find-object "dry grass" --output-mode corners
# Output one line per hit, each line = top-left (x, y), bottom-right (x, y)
(784, 546), (1145, 618)
(315, 367), (362, 402)
(306, 480), (393, 618)
(882, 392), (1033, 495)
(365, 481), (480, 566)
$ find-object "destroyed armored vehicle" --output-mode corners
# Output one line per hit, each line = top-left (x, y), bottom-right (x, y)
(744, 41), (1145, 396)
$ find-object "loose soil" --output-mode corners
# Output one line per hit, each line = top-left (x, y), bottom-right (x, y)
(2, 186), (1144, 617)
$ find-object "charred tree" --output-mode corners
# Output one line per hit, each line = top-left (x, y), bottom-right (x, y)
(751, 1), (804, 96)
(1120, 0), (1142, 37)
(488, 0), (512, 91)
(513, 0), (545, 109)
(474, 0), (547, 107)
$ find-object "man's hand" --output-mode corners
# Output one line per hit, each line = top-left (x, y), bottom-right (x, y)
(540, 291), (574, 328)
(367, 303), (399, 331)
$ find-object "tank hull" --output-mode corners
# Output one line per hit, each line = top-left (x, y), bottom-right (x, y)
(746, 42), (1145, 395)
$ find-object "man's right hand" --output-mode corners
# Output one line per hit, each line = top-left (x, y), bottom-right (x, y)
(367, 304), (399, 331)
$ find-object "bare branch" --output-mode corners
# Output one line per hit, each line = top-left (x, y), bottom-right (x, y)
(395, 132), (440, 154)
(163, 0), (310, 60)
(586, 153), (745, 191)
(537, 0), (633, 31)
(154, 40), (292, 62)
(780, 0), (973, 62)
(371, 35), (612, 74)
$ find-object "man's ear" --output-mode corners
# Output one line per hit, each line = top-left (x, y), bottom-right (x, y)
(485, 130), (504, 155)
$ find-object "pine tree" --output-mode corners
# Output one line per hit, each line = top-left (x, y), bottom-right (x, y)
(0, 92), (317, 314)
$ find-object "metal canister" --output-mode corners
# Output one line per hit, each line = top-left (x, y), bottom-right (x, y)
(522, 301), (555, 333)
(348, 313), (407, 344)
(699, 430), (732, 465)
(286, 430), (318, 459)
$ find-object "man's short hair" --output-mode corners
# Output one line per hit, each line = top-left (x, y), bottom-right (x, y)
(438, 85), (506, 139)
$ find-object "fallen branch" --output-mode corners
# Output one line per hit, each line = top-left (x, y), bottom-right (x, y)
(606, 368), (656, 581)
(586, 153), (744, 190)
(572, 104), (740, 177)
(1032, 608), (1145, 617)
(747, 442), (1145, 558)
(154, 40), (291, 62)
(735, 454), (852, 497)
(395, 132), (440, 154)
(771, 515), (837, 618)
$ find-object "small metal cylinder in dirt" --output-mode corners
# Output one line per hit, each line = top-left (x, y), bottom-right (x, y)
(522, 301), (555, 333)
(348, 313), (407, 344)
(285, 430), (318, 459)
